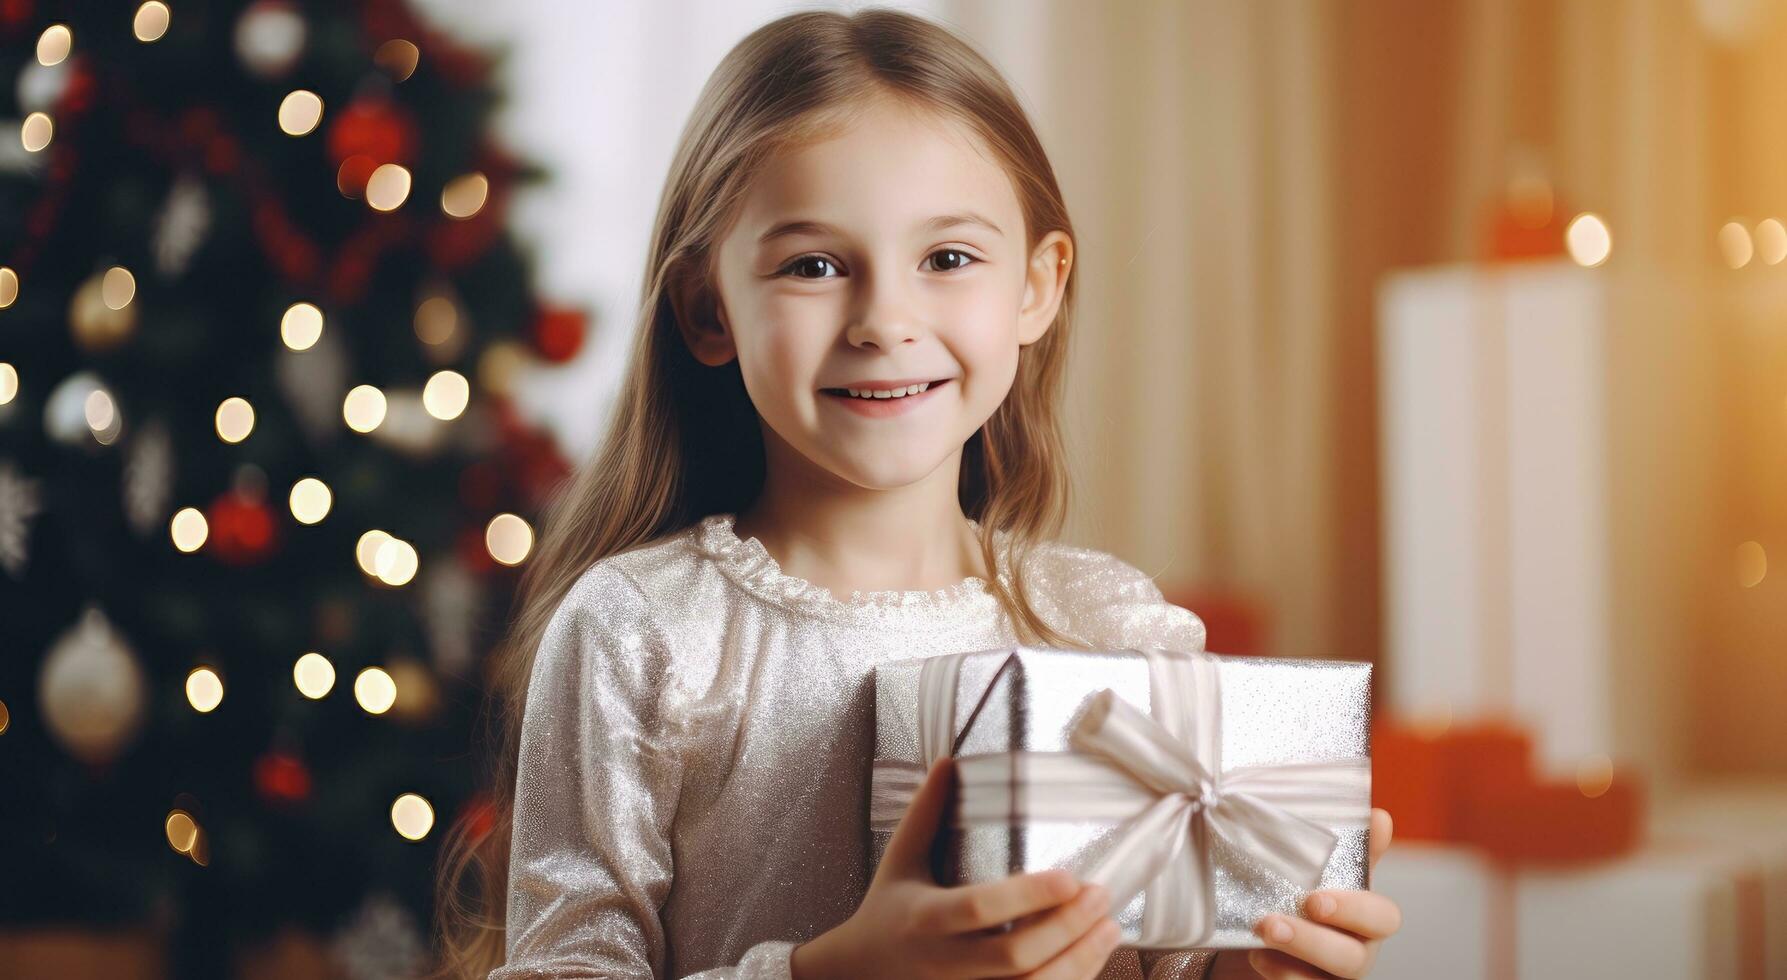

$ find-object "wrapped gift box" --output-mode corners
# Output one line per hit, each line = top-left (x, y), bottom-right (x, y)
(867, 646), (1373, 951)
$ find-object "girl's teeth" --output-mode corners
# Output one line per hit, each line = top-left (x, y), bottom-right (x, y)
(846, 382), (929, 399)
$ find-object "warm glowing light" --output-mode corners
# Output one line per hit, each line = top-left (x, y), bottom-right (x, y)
(1737, 540), (1767, 588)
(215, 397), (254, 443)
(134, 2), (171, 42)
(414, 296), (457, 345)
(186, 667), (224, 713)
(0, 698), (9, 735)
(1575, 754), (1614, 798)
(355, 529), (392, 575)
(486, 513), (534, 566)
(1408, 699), (1453, 740)
(1718, 221), (1754, 269)
(391, 792), (434, 840)
(278, 90), (323, 136)
(374, 537), (419, 587)
(171, 507), (208, 552)
(343, 384), (387, 432)
(441, 172), (489, 219)
(365, 164), (412, 211)
(281, 302), (323, 351)
(0, 363), (18, 406)
(21, 112), (53, 153)
(0, 267), (16, 307)
(1756, 219), (1787, 265)
(1565, 212), (1611, 268)
(165, 810), (198, 853)
(293, 652), (335, 699)
(288, 477), (332, 524)
(374, 39), (420, 82)
(422, 370), (469, 420)
(37, 25), (72, 66)
(355, 667), (397, 714)
(84, 388), (116, 433)
(101, 266), (136, 310)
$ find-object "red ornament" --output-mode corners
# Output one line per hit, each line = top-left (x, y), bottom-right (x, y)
(253, 751), (312, 804)
(530, 307), (587, 363)
(206, 490), (279, 566)
(325, 96), (418, 168)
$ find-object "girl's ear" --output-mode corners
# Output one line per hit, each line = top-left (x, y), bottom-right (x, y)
(1017, 231), (1072, 347)
(671, 275), (738, 367)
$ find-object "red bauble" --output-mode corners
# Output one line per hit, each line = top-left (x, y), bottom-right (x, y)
(253, 751), (312, 804)
(530, 307), (586, 363)
(206, 491), (279, 566)
(325, 96), (418, 168)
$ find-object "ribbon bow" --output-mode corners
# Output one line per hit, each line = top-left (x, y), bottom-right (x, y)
(869, 646), (1372, 948)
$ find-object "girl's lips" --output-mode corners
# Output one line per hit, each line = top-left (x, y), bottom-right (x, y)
(819, 379), (950, 417)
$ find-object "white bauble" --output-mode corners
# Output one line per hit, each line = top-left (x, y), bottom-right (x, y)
(38, 606), (148, 766)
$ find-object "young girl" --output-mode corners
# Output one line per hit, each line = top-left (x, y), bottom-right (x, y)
(436, 9), (1401, 980)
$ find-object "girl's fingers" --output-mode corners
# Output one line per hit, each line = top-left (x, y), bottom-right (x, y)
(1246, 948), (1337, 979)
(1303, 889), (1403, 940)
(1253, 914), (1374, 979)
(1025, 916), (1123, 980)
(953, 882), (1112, 974)
(1367, 808), (1393, 872)
(922, 869), (1081, 934)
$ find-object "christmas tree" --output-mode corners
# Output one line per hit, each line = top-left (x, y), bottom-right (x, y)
(0, 2), (582, 975)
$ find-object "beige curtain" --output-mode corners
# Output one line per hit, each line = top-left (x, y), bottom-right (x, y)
(973, 0), (1781, 777)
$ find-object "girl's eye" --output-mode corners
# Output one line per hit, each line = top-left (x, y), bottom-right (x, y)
(777, 249), (980, 280)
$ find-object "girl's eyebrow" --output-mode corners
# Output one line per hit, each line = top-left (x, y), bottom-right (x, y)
(755, 211), (1003, 248)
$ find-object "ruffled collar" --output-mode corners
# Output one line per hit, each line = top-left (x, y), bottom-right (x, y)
(691, 512), (1011, 625)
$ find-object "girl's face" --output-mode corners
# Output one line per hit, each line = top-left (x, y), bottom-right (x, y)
(685, 98), (1072, 493)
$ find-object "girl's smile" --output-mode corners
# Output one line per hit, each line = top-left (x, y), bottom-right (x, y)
(819, 378), (954, 417)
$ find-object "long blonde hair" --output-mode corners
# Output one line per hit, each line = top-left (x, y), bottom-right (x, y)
(431, 8), (1084, 976)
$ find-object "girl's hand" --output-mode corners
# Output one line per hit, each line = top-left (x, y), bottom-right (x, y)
(791, 756), (1123, 980)
(1211, 807), (1402, 979)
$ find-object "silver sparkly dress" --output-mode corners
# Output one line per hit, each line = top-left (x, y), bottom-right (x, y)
(491, 512), (1218, 980)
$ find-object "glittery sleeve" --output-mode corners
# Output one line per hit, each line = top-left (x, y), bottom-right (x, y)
(490, 563), (797, 980)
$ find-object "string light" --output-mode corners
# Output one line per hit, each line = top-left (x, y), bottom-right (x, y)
(1737, 540), (1767, 588)
(343, 384), (387, 432)
(414, 296), (457, 345)
(366, 164), (412, 211)
(1565, 212), (1611, 268)
(281, 301), (323, 350)
(101, 266), (136, 309)
(1575, 754), (1613, 798)
(134, 2), (171, 43)
(288, 477), (332, 524)
(354, 667), (397, 714)
(84, 388), (118, 444)
(486, 513), (534, 566)
(391, 792), (434, 840)
(374, 39), (420, 82)
(186, 667), (224, 713)
(0, 267), (17, 307)
(422, 370), (469, 420)
(373, 537), (418, 587)
(293, 652), (335, 699)
(1718, 220), (1753, 269)
(0, 698), (8, 735)
(355, 530), (392, 575)
(170, 507), (208, 552)
(215, 397), (254, 443)
(1756, 219), (1787, 265)
(0, 363), (17, 406)
(21, 113), (53, 153)
(278, 90), (323, 136)
(440, 172), (488, 219)
(165, 810), (199, 853)
(37, 24), (72, 66)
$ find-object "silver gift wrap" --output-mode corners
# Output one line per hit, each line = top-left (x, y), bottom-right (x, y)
(866, 646), (1373, 952)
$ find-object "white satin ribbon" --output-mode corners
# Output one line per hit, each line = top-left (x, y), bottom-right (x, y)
(868, 646), (1372, 948)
